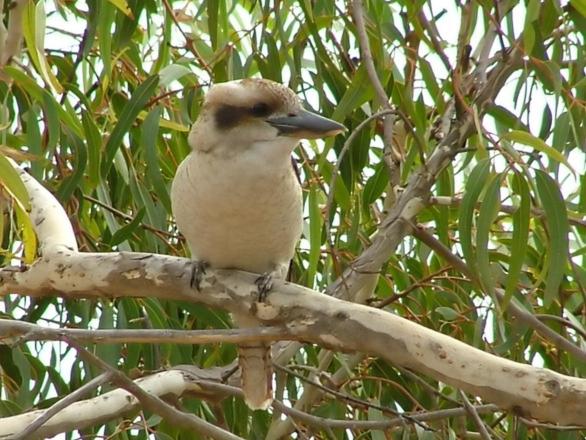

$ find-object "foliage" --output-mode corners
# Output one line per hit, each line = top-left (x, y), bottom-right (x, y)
(1, 0), (585, 438)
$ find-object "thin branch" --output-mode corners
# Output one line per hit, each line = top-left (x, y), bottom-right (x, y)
(324, 109), (397, 244)
(68, 339), (243, 440)
(411, 225), (586, 364)
(351, 0), (399, 192)
(429, 195), (586, 229)
(327, 42), (524, 300)
(0, 0), (27, 66)
(196, 380), (500, 431)
(459, 390), (495, 440)
(417, 8), (452, 72)
(82, 194), (177, 239)
(351, 0), (391, 109)
(534, 314), (586, 341)
(0, 320), (291, 345)
(7, 373), (113, 440)
(274, 364), (421, 426)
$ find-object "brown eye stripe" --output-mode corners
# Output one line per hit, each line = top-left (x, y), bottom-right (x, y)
(214, 105), (247, 129)
(214, 102), (277, 129)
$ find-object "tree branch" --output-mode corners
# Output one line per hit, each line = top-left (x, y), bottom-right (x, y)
(2, 250), (586, 426)
(0, 319), (291, 345)
(326, 41), (524, 300)
(68, 340), (242, 440)
(0, 368), (239, 440)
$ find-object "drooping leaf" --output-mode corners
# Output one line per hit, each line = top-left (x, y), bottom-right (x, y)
(534, 170), (569, 306)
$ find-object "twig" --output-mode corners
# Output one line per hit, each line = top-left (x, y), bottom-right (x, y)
(459, 390), (494, 440)
(160, 0), (213, 75)
(351, 0), (391, 108)
(534, 314), (586, 341)
(82, 194), (178, 239)
(274, 364), (425, 428)
(373, 266), (453, 308)
(417, 8), (452, 71)
(428, 195), (586, 229)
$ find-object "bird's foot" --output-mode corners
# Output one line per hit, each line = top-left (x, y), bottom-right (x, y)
(190, 260), (209, 291)
(255, 272), (273, 303)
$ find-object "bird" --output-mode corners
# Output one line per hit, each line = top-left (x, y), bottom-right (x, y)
(171, 78), (345, 410)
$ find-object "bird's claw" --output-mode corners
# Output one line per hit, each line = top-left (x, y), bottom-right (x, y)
(190, 260), (209, 291)
(255, 272), (273, 302)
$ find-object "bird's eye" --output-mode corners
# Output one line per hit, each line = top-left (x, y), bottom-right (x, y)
(250, 102), (271, 117)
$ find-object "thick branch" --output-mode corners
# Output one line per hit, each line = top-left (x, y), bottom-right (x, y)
(0, 370), (215, 439)
(2, 251), (585, 426)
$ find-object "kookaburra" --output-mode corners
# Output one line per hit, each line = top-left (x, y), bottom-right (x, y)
(171, 78), (345, 410)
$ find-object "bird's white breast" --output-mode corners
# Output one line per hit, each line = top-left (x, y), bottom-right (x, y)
(171, 149), (303, 274)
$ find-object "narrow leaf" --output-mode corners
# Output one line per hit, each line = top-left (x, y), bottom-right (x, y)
(307, 185), (323, 288)
(502, 130), (573, 174)
(502, 172), (530, 309)
(535, 170), (569, 306)
(476, 173), (503, 296)
(0, 155), (31, 211)
(458, 159), (490, 270)
(102, 74), (159, 177)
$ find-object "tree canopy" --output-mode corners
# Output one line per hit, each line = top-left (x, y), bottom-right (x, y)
(1, 0), (586, 439)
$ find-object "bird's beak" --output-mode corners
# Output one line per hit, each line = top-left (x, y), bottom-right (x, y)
(267, 109), (346, 139)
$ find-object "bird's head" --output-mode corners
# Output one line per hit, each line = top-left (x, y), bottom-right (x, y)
(188, 78), (345, 157)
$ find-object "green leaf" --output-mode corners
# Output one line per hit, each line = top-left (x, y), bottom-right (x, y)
(476, 173), (503, 296)
(502, 172), (530, 309)
(501, 130), (573, 174)
(419, 58), (443, 109)
(110, 208), (145, 246)
(57, 130), (87, 202)
(570, 0), (586, 17)
(95, 302), (119, 368)
(102, 74), (159, 177)
(307, 184), (323, 288)
(435, 306), (460, 321)
(14, 202), (37, 263)
(107, 0), (132, 16)
(81, 110), (102, 189)
(534, 170), (569, 306)
(158, 64), (192, 88)
(97, 0), (115, 81)
(22, 1), (63, 93)
(0, 155), (31, 212)
(362, 161), (389, 209)
(331, 65), (374, 122)
(143, 107), (171, 211)
(458, 159), (490, 271)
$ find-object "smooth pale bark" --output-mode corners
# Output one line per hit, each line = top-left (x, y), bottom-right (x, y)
(0, 370), (227, 439)
(2, 250), (586, 426)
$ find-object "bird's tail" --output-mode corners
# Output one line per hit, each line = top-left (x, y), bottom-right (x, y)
(238, 343), (273, 410)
